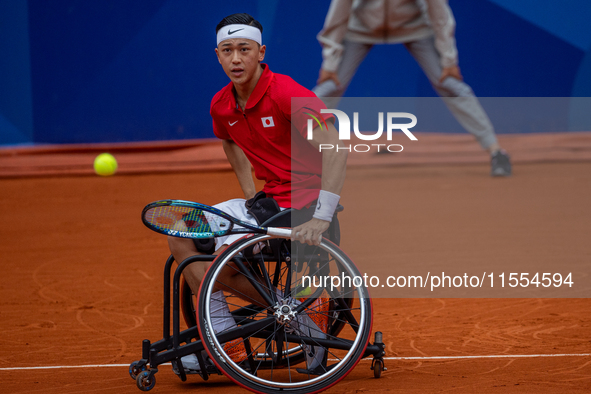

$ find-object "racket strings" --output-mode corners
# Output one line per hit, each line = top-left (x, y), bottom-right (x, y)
(145, 205), (231, 237)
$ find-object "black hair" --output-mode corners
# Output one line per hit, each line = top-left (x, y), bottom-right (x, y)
(215, 13), (263, 34)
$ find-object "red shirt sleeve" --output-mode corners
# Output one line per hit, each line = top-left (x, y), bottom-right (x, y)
(292, 97), (334, 140)
(271, 75), (334, 139)
(212, 116), (230, 140)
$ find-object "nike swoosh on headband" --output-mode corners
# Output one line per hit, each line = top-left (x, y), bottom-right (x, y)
(217, 25), (262, 46)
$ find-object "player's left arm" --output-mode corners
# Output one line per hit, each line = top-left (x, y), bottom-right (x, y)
(292, 120), (347, 245)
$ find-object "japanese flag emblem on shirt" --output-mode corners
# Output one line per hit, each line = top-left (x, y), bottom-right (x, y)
(261, 116), (275, 127)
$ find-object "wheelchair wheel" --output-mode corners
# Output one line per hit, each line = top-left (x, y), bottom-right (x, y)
(196, 234), (372, 394)
(181, 266), (353, 344)
(181, 269), (353, 351)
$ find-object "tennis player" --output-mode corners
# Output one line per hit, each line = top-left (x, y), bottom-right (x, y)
(168, 12), (345, 374)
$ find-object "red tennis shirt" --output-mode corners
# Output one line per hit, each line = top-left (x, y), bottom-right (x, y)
(211, 64), (334, 209)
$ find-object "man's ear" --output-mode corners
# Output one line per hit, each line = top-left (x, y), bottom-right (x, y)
(258, 45), (266, 62)
(215, 48), (222, 64)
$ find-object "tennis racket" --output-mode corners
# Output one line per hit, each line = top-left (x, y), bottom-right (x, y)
(142, 199), (292, 239)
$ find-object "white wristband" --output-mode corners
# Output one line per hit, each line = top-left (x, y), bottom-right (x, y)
(313, 190), (340, 222)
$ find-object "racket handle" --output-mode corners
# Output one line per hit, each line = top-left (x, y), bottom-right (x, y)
(267, 227), (292, 238)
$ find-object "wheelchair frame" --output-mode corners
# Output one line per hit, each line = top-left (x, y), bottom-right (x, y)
(130, 212), (386, 392)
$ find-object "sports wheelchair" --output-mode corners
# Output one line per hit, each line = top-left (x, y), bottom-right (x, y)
(129, 205), (386, 393)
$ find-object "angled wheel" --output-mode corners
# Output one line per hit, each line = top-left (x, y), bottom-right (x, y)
(129, 360), (146, 380)
(196, 234), (372, 394)
(372, 358), (383, 378)
(136, 370), (156, 391)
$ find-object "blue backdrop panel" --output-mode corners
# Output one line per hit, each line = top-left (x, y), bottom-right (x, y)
(443, 0), (584, 98)
(0, 0), (34, 145)
(0, 0), (590, 145)
(488, 0), (591, 51)
(27, 0), (170, 143)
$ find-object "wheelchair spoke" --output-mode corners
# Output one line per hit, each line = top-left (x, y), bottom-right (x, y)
(239, 323), (280, 373)
(225, 257), (277, 307)
(289, 313), (356, 350)
(223, 298), (274, 316)
(283, 327), (292, 383)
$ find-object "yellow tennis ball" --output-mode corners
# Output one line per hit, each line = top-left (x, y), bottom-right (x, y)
(93, 153), (118, 176)
(296, 286), (313, 299)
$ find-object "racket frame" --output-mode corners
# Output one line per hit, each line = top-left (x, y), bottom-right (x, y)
(142, 199), (292, 239)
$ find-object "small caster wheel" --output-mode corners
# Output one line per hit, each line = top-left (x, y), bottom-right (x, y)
(371, 358), (386, 378)
(136, 371), (156, 391)
(129, 361), (146, 380)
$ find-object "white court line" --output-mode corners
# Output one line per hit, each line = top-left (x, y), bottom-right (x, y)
(1, 354), (590, 371)
(372, 353), (591, 361)
(0, 363), (170, 371)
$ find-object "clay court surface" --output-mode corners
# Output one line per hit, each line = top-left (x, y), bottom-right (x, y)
(1, 138), (590, 393)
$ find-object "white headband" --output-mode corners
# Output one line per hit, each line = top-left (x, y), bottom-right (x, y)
(216, 24), (262, 46)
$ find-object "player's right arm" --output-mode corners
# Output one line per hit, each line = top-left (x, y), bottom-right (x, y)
(291, 120), (347, 246)
(222, 139), (256, 200)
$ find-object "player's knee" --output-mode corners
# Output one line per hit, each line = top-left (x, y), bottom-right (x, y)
(168, 235), (196, 257)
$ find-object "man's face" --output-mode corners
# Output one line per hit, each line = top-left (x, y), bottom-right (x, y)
(215, 38), (266, 86)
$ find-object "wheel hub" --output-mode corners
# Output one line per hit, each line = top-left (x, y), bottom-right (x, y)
(274, 298), (297, 325)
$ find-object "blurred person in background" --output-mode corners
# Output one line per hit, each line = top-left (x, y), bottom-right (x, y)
(313, 0), (512, 177)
